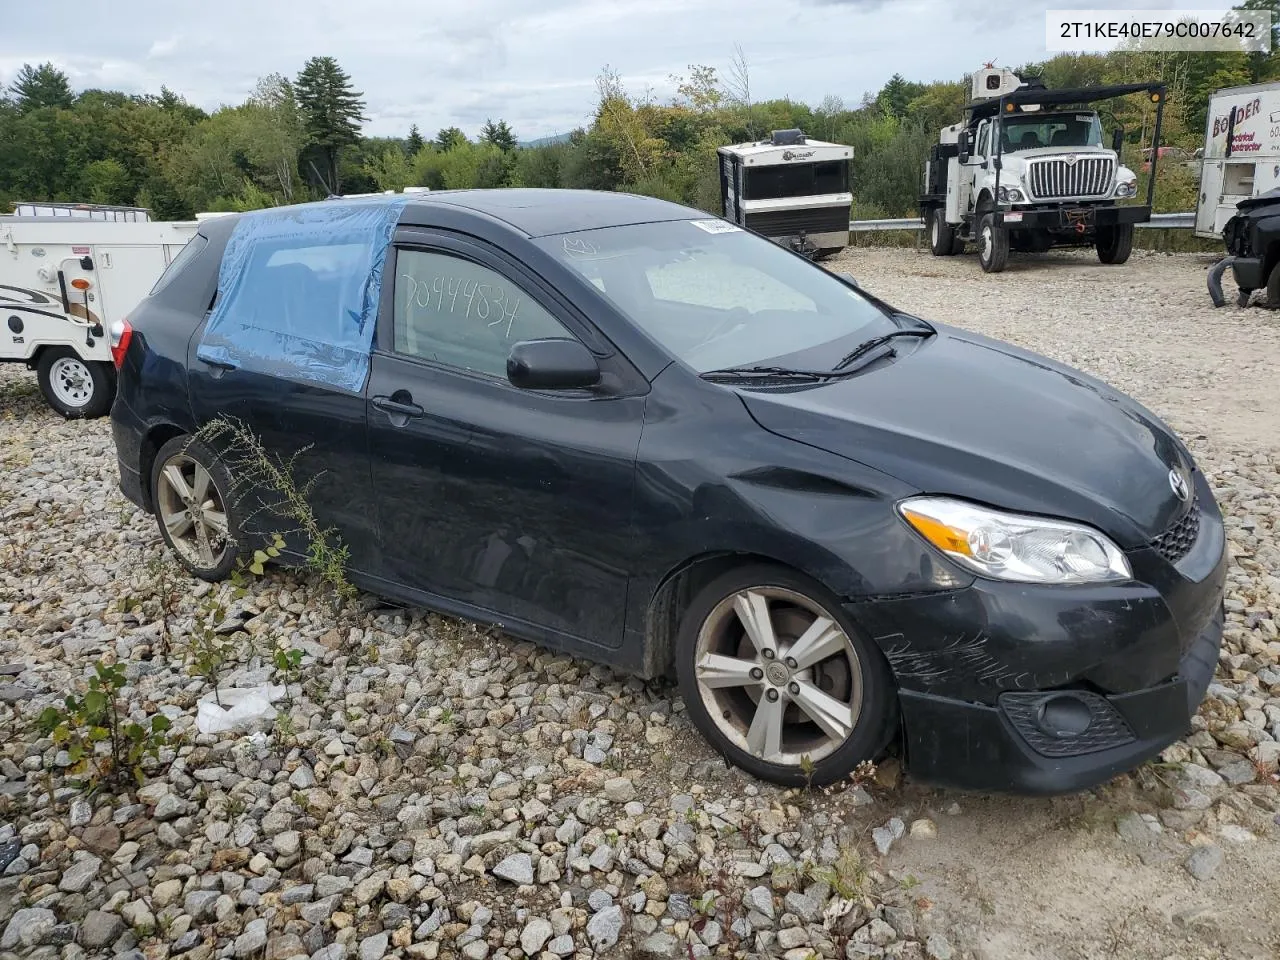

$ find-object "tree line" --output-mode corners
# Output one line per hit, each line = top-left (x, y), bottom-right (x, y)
(2, 22), (1279, 222)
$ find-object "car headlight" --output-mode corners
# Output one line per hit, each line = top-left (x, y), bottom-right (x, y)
(1114, 179), (1137, 198)
(897, 497), (1132, 584)
(997, 185), (1025, 203)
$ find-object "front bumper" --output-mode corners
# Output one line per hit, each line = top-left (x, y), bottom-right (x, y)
(998, 204), (1150, 231)
(1228, 255), (1265, 292)
(848, 473), (1227, 795)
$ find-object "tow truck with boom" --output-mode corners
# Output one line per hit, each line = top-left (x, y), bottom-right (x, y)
(920, 66), (1167, 273)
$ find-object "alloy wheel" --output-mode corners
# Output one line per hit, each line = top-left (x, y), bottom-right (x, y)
(48, 356), (94, 408)
(981, 225), (993, 261)
(156, 453), (230, 569)
(693, 586), (863, 767)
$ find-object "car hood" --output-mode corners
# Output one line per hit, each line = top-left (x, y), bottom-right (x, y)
(738, 326), (1193, 548)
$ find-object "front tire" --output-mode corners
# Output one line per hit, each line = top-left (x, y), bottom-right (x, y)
(1096, 223), (1134, 264)
(928, 208), (958, 257)
(978, 213), (1009, 273)
(676, 564), (897, 787)
(151, 435), (242, 581)
(36, 349), (114, 419)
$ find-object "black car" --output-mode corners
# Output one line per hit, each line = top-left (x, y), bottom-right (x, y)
(109, 190), (1226, 794)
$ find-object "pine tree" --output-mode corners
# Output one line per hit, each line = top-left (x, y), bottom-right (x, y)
(294, 56), (367, 193)
(480, 118), (518, 152)
(406, 124), (424, 154)
(434, 127), (468, 151)
(9, 63), (74, 112)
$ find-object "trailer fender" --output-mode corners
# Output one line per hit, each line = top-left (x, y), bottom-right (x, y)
(1207, 256), (1237, 308)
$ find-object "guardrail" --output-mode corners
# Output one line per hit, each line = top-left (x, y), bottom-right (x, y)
(850, 212), (1195, 232)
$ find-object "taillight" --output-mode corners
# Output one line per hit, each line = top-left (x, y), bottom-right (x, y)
(109, 319), (133, 369)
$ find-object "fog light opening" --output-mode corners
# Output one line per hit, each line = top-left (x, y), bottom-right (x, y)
(1035, 695), (1093, 738)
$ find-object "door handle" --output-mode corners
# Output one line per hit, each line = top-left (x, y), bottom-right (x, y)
(200, 357), (238, 371)
(372, 395), (425, 419)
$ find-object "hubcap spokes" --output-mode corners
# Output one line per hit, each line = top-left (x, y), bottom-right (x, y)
(157, 455), (228, 569)
(694, 587), (863, 767)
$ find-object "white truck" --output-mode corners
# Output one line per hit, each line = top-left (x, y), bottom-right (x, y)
(920, 67), (1167, 273)
(717, 130), (854, 258)
(1, 203), (198, 417)
(1194, 81), (1280, 240)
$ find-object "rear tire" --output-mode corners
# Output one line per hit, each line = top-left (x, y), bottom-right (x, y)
(676, 563), (897, 787)
(1266, 261), (1280, 309)
(151, 435), (243, 581)
(36, 349), (114, 419)
(977, 213), (1009, 273)
(1096, 223), (1134, 265)
(928, 208), (958, 257)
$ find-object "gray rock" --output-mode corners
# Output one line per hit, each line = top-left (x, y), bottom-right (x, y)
(667, 893), (693, 919)
(872, 817), (906, 856)
(744, 885), (775, 919)
(926, 933), (955, 960)
(603, 777), (636, 802)
(153, 793), (187, 821)
(521, 918), (553, 955)
(300, 895), (343, 925)
(546, 935), (574, 957)
(586, 905), (623, 950)
(235, 919), (268, 958)
(58, 855), (101, 892)
(312, 945), (348, 960)
(638, 932), (680, 956)
(281, 883), (315, 905)
(587, 889), (613, 912)
(1115, 812), (1158, 845)
(359, 932), (388, 960)
(69, 799), (92, 827)
(1, 909), (56, 950)
(783, 891), (820, 923)
(185, 890), (220, 920)
(491, 852), (533, 885)
(1185, 844), (1225, 881)
(79, 911), (124, 950)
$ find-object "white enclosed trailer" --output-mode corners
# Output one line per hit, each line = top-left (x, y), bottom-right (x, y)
(1195, 81), (1280, 239)
(1, 203), (198, 417)
(717, 130), (854, 258)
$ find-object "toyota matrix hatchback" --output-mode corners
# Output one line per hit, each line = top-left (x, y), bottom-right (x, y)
(110, 190), (1226, 794)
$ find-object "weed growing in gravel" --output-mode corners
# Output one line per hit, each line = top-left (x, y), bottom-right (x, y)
(192, 417), (357, 610)
(189, 591), (233, 703)
(36, 661), (174, 792)
(143, 554), (183, 656)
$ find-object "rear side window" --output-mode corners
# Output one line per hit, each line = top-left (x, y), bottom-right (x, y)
(149, 235), (208, 296)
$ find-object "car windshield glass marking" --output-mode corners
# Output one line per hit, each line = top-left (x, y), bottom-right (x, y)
(535, 221), (894, 373)
(394, 250), (574, 377)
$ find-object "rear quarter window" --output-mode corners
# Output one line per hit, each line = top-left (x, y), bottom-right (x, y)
(149, 235), (209, 296)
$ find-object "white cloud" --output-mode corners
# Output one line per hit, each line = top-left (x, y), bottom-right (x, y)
(0, 0), (1216, 138)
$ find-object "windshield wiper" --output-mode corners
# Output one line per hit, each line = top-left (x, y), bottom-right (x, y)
(832, 329), (934, 372)
(700, 365), (828, 383)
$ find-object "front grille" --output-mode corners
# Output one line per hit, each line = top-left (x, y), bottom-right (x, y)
(744, 205), (850, 237)
(1150, 497), (1201, 565)
(1027, 156), (1115, 200)
(999, 691), (1136, 758)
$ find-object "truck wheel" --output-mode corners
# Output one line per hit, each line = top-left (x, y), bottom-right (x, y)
(1096, 224), (1134, 264)
(1265, 262), (1280, 309)
(36, 349), (115, 419)
(928, 209), (958, 257)
(978, 214), (1009, 273)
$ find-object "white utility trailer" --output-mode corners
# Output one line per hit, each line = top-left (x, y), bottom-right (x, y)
(1195, 81), (1280, 239)
(1, 203), (198, 417)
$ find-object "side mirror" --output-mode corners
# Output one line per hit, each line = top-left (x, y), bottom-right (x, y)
(837, 272), (860, 288)
(507, 338), (600, 390)
(1111, 127), (1125, 153)
(957, 131), (971, 164)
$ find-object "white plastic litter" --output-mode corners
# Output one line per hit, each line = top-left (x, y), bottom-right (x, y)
(195, 685), (286, 734)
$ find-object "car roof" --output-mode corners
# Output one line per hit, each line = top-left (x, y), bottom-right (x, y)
(399, 188), (703, 237)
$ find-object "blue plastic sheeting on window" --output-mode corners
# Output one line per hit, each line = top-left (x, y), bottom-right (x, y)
(196, 198), (408, 394)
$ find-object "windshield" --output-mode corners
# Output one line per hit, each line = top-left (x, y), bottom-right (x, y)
(534, 220), (892, 373)
(1000, 113), (1102, 152)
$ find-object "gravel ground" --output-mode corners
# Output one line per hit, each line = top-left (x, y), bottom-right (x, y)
(0, 247), (1277, 960)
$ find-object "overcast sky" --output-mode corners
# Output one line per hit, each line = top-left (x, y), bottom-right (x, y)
(0, 0), (1216, 140)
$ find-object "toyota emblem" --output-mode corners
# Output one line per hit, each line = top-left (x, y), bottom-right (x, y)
(1168, 468), (1190, 502)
